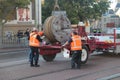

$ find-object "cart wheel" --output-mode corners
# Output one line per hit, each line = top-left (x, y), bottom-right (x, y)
(42, 54), (56, 62)
(81, 46), (89, 64)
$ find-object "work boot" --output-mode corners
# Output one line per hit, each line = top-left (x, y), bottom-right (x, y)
(35, 60), (40, 67)
(30, 64), (34, 67)
(30, 60), (34, 67)
(34, 65), (40, 67)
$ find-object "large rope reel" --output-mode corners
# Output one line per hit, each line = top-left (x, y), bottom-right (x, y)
(43, 14), (71, 44)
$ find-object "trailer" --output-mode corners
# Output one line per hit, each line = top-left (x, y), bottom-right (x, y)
(39, 25), (120, 64)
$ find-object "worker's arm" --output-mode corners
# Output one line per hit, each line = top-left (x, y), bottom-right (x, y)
(62, 41), (69, 46)
(62, 38), (72, 46)
(36, 35), (42, 42)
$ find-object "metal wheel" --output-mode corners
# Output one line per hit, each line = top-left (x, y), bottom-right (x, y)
(42, 54), (56, 62)
(81, 46), (89, 64)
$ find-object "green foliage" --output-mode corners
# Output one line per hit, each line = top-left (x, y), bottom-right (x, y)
(15, 0), (31, 8)
(42, 0), (54, 23)
(42, 0), (110, 24)
(0, 0), (31, 23)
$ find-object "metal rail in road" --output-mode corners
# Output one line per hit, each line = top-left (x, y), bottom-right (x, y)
(0, 52), (120, 80)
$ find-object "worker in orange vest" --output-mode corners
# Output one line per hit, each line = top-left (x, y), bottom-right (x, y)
(29, 27), (42, 67)
(62, 31), (82, 69)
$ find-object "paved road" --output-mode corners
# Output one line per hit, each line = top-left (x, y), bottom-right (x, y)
(0, 50), (120, 80)
(0, 48), (28, 63)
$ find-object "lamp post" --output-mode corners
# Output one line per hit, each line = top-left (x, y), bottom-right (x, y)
(35, 0), (42, 30)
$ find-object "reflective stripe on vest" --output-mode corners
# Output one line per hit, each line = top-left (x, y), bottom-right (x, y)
(29, 32), (40, 47)
(71, 35), (82, 51)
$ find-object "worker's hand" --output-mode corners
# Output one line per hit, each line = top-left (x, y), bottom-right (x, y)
(61, 45), (65, 50)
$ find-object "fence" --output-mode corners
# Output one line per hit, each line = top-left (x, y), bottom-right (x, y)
(0, 36), (28, 48)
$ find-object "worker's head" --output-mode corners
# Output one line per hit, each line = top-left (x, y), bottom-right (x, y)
(32, 27), (38, 32)
(71, 31), (77, 36)
(39, 31), (44, 36)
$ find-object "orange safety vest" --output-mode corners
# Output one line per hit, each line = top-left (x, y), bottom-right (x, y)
(71, 35), (82, 51)
(29, 32), (40, 47)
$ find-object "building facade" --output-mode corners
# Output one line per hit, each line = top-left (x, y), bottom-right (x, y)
(3, 1), (36, 37)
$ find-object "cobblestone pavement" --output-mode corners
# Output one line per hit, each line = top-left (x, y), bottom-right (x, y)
(0, 51), (120, 80)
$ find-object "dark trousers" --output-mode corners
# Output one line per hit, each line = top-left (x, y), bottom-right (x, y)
(71, 50), (82, 68)
(30, 46), (39, 65)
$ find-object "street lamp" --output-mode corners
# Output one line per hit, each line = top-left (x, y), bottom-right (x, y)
(35, 0), (42, 30)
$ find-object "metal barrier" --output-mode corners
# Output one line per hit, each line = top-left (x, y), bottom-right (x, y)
(0, 36), (29, 48)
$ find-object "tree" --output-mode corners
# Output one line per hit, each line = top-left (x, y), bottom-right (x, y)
(0, 0), (31, 24)
(0, 0), (31, 48)
(42, 0), (54, 23)
(42, 0), (110, 24)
